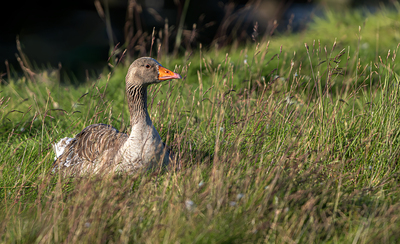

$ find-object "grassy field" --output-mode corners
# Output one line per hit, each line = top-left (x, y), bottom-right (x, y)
(2, 5), (400, 243)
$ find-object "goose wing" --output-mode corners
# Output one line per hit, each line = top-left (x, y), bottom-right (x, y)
(53, 123), (128, 174)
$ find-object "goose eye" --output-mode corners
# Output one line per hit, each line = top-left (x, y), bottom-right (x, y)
(145, 64), (150, 69)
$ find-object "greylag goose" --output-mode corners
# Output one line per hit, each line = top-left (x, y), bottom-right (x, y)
(53, 57), (181, 175)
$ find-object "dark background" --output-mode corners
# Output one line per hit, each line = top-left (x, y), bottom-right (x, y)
(0, 0), (392, 81)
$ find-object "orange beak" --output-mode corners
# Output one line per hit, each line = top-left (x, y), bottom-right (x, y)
(158, 66), (182, 80)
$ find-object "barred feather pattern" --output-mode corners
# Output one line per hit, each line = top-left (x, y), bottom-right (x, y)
(53, 124), (129, 175)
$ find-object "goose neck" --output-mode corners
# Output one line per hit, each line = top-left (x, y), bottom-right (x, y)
(126, 84), (150, 125)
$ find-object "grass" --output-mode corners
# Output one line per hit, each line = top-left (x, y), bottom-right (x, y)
(2, 5), (400, 243)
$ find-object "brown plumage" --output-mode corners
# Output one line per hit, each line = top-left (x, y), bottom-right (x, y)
(53, 57), (182, 176)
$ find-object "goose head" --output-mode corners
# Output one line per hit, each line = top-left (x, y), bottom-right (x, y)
(126, 57), (181, 86)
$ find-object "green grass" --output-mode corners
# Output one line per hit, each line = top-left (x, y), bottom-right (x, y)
(2, 5), (400, 243)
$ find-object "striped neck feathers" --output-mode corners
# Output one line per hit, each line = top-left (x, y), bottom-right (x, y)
(126, 84), (149, 124)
